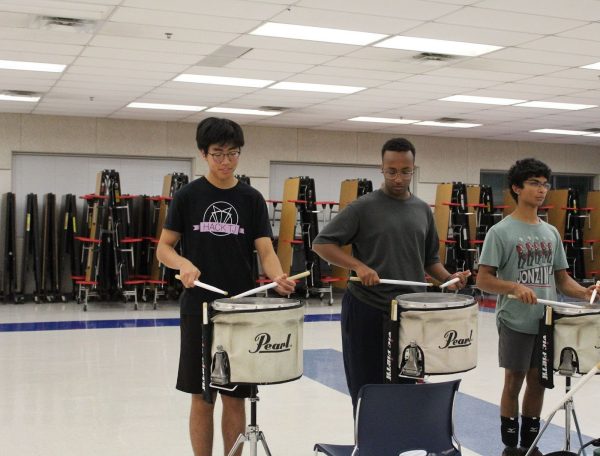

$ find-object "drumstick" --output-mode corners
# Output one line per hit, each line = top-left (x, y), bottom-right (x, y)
(348, 277), (433, 287)
(439, 271), (472, 289)
(507, 294), (585, 310)
(175, 274), (228, 296)
(590, 280), (600, 304)
(230, 271), (311, 299)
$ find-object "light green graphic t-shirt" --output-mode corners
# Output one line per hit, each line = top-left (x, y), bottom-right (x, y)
(478, 215), (569, 334)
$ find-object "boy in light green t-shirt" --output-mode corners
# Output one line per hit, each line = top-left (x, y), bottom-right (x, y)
(477, 158), (599, 456)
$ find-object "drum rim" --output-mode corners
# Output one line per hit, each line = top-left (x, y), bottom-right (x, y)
(211, 299), (304, 312)
(395, 292), (475, 309)
(553, 307), (600, 316)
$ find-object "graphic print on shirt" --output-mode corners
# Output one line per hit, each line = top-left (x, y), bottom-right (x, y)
(516, 236), (553, 287)
(193, 201), (245, 236)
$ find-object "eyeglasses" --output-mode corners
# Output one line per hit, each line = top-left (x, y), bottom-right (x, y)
(382, 168), (415, 179)
(524, 179), (551, 190)
(207, 150), (241, 163)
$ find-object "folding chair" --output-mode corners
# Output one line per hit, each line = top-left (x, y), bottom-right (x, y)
(314, 380), (462, 456)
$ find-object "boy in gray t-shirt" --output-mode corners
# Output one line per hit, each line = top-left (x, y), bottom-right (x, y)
(477, 158), (598, 456)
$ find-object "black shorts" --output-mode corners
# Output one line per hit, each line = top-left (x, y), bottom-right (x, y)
(498, 321), (538, 372)
(176, 314), (253, 398)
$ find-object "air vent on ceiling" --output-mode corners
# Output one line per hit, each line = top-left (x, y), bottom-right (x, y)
(3, 90), (42, 97)
(412, 52), (456, 62)
(435, 117), (467, 123)
(258, 106), (289, 112)
(32, 16), (97, 33)
(198, 45), (253, 67)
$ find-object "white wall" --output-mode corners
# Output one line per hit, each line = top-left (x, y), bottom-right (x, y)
(2, 113), (600, 201)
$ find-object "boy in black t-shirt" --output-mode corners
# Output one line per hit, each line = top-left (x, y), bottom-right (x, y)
(157, 117), (295, 456)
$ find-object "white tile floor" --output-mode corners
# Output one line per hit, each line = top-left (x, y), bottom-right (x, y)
(1, 297), (599, 456)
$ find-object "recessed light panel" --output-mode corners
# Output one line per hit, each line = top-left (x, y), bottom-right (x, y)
(440, 95), (526, 105)
(270, 82), (365, 94)
(0, 94), (40, 102)
(174, 74), (274, 88)
(0, 59), (65, 73)
(207, 107), (281, 116)
(417, 121), (481, 128)
(127, 102), (206, 111)
(250, 22), (387, 46)
(348, 117), (419, 124)
(516, 101), (597, 110)
(530, 129), (591, 136)
(374, 36), (502, 57)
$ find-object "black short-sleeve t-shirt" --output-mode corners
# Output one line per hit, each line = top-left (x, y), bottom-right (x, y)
(164, 177), (272, 315)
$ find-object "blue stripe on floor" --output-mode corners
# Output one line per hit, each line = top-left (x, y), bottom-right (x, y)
(303, 348), (596, 455)
(0, 318), (181, 332)
(0, 313), (340, 332)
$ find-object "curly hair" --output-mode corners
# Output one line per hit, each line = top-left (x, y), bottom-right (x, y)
(507, 158), (551, 202)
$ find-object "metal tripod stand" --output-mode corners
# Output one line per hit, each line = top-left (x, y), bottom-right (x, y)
(525, 349), (588, 456)
(228, 386), (272, 456)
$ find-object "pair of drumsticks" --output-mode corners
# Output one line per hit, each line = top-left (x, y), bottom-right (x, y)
(176, 271), (464, 299)
(175, 271), (310, 299)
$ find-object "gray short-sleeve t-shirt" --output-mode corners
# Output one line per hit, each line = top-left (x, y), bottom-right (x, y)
(313, 190), (440, 310)
(478, 215), (568, 334)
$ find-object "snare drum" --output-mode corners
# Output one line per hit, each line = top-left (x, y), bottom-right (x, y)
(553, 306), (600, 374)
(210, 297), (304, 385)
(395, 293), (478, 375)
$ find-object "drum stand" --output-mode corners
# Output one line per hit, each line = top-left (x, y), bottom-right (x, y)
(228, 386), (272, 456)
(525, 350), (587, 456)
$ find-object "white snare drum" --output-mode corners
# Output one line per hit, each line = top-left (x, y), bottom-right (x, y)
(553, 306), (600, 374)
(396, 293), (478, 375)
(210, 297), (304, 385)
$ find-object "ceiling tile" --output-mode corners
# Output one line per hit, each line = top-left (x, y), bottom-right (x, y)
(405, 22), (540, 46)
(268, 6), (421, 34)
(110, 7), (260, 33)
(296, 0), (462, 21)
(438, 7), (585, 34)
(476, 0), (600, 21)
(121, 0), (285, 20)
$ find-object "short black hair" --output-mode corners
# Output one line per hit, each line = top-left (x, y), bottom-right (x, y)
(196, 117), (245, 154)
(381, 137), (416, 159)
(507, 158), (551, 202)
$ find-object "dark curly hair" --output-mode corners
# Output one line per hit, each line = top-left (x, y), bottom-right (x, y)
(196, 117), (244, 155)
(507, 158), (551, 202)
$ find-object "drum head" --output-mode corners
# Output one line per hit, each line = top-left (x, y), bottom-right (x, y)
(212, 297), (301, 311)
(395, 292), (474, 309)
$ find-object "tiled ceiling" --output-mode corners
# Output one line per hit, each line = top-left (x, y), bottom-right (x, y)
(2, 0), (600, 145)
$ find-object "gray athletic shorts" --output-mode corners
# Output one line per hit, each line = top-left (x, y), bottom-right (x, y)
(498, 321), (538, 372)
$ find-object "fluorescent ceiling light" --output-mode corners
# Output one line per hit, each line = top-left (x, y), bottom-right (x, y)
(530, 129), (592, 136)
(580, 62), (600, 70)
(0, 94), (40, 102)
(174, 74), (274, 88)
(440, 95), (526, 105)
(348, 116), (419, 124)
(374, 36), (502, 56)
(250, 22), (387, 46)
(127, 102), (206, 111)
(417, 121), (481, 128)
(516, 101), (596, 110)
(0, 59), (65, 73)
(269, 81), (365, 94)
(207, 107), (281, 116)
